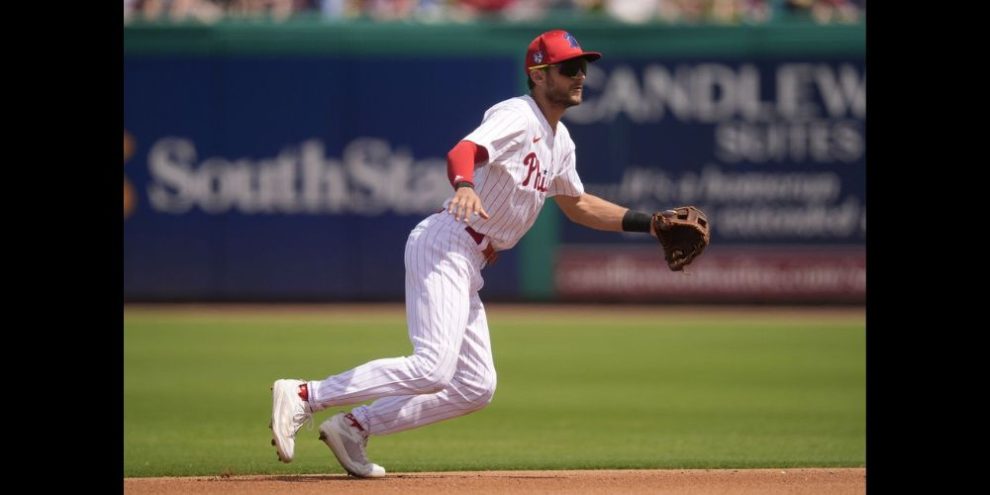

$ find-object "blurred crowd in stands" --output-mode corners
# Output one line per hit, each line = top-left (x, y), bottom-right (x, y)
(123, 0), (864, 24)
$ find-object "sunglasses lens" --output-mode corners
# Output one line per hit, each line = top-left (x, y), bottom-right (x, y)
(558, 59), (587, 77)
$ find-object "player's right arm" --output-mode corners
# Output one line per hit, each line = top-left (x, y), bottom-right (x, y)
(448, 102), (529, 222)
(446, 140), (490, 223)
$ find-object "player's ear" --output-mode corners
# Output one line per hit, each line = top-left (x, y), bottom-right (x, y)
(529, 69), (544, 87)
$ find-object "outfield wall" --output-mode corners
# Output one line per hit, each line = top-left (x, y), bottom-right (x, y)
(124, 20), (865, 302)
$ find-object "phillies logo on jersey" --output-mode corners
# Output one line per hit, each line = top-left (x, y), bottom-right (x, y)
(521, 152), (548, 192)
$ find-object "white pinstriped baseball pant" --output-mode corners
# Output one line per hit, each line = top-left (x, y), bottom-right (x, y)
(306, 213), (497, 436)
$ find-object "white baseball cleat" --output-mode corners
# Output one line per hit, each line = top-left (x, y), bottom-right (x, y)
(319, 412), (387, 478)
(270, 379), (312, 463)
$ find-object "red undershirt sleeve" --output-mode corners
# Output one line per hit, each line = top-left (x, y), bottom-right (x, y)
(446, 140), (489, 189)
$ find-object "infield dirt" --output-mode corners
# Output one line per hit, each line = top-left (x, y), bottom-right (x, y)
(124, 468), (865, 495)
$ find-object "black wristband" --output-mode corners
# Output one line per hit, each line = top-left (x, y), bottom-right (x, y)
(455, 181), (474, 189)
(622, 210), (652, 233)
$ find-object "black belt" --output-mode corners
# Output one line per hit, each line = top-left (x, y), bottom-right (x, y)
(465, 226), (498, 266)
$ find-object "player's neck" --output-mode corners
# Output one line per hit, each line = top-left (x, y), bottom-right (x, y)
(531, 93), (566, 133)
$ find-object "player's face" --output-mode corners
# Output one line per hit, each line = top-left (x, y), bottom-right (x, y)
(544, 58), (588, 107)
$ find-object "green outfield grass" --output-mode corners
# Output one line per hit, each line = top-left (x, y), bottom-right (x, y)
(123, 305), (865, 477)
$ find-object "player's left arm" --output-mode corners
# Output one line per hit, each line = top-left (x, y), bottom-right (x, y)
(555, 193), (657, 237)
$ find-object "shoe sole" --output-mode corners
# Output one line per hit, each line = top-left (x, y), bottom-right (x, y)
(318, 421), (384, 478)
(270, 383), (293, 463)
(269, 421), (290, 463)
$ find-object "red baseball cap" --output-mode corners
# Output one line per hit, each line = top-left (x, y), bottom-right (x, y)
(524, 30), (602, 75)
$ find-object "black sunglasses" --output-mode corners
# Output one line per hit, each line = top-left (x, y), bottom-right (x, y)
(532, 58), (588, 78)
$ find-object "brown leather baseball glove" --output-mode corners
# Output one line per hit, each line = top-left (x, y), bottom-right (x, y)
(652, 206), (711, 271)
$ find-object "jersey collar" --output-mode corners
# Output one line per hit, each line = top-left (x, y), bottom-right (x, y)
(522, 95), (556, 141)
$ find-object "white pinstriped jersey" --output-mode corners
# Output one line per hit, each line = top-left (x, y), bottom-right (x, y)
(451, 95), (585, 251)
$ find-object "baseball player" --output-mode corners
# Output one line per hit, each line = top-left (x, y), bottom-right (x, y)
(271, 29), (669, 478)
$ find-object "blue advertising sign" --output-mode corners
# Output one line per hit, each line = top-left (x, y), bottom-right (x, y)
(560, 58), (866, 246)
(124, 51), (865, 302)
(124, 56), (520, 300)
